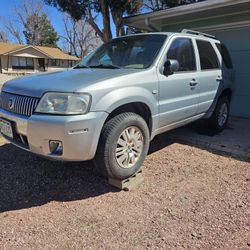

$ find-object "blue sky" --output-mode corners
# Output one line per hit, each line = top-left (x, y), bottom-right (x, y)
(0, 0), (112, 46)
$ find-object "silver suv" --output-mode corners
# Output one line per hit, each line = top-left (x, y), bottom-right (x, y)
(0, 30), (233, 180)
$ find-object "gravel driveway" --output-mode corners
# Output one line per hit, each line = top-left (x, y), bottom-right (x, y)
(0, 133), (249, 250)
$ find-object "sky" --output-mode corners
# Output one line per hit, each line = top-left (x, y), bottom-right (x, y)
(0, 0), (113, 46)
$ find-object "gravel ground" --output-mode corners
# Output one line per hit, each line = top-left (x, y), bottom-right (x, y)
(0, 133), (249, 250)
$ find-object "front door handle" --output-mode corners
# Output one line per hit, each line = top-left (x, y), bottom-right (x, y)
(189, 79), (198, 86)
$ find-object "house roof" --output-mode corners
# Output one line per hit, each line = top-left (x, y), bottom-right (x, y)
(124, 0), (250, 32)
(0, 42), (79, 61)
(36, 46), (79, 61)
(0, 43), (26, 55)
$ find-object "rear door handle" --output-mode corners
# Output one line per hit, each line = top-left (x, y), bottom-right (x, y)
(189, 79), (198, 86)
(216, 76), (223, 82)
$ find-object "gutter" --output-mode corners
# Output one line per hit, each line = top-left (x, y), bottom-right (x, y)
(124, 0), (249, 24)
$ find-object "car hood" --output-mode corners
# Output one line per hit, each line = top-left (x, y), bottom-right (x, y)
(2, 68), (143, 97)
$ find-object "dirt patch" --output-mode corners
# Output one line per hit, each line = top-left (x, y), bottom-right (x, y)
(0, 134), (249, 250)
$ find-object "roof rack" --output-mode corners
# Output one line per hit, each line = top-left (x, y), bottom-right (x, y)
(181, 29), (216, 39)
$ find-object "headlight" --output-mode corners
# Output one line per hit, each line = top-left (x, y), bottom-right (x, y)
(35, 92), (91, 115)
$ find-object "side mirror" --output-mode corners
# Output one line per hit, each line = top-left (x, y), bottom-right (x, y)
(163, 59), (179, 76)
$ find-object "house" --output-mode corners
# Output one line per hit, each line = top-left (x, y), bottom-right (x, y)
(124, 0), (250, 118)
(0, 42), (79, 75)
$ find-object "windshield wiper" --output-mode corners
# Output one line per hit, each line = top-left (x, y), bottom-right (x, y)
(74, 65), (91, 69)
(89, 64), (121, 69)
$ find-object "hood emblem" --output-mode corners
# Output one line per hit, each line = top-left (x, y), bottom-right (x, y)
(9, 97), (16, 110)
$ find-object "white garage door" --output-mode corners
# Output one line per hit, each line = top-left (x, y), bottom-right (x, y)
(212, 27), (250, 118)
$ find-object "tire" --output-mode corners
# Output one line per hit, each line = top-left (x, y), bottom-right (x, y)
(208, 96), (230, 133)
(94, 112), (150, 180)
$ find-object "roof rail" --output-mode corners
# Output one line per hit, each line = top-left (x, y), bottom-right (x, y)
(181, 29), (216, 39)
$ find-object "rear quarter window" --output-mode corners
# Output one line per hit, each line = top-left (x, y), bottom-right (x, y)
(216, 43), (233, 69)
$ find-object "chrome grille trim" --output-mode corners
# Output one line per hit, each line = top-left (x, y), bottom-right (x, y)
(0, 92), (40, 117)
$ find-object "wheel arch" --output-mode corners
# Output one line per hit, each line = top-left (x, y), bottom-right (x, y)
(105, 102), (153, 135)
(203, 87), (233, 119)
(220, 88), (233, 101)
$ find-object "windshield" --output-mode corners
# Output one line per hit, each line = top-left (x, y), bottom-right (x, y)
(75, 34), (167, 69)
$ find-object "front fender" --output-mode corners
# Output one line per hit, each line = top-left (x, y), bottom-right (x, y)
(91, 87), (158, 116)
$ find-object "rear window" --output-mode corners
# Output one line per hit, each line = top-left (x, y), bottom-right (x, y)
(216, 43), (233, 69)
(196, 40), (219, 70)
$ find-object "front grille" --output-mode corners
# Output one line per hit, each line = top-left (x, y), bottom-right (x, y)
(0, 92), (40, 117)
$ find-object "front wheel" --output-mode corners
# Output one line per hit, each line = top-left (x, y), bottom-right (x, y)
(208, 96), (230, 133)
(94, 112), (150, 180)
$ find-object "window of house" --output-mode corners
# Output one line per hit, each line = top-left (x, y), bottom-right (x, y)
(167, 38), (196, 72)
(196, 40), (219, 70)
(48, 59), (56, 66)
(12, 57), (19, 67)
(11, 56), (34, 69)
(69, 60), (77, 67)
(19, 57), (26, 67)
(26, 57), (34, 67)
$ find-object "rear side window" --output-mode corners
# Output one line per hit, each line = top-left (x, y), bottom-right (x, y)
(216, 43), (233, 69)
(196, 40), (219, 70)
(167, 38), (196, 72)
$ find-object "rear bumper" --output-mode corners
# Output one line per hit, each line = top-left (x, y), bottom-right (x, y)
(0, 108), (108, 161)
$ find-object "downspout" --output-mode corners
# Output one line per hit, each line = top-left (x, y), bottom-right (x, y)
(145, 17), (159, 32)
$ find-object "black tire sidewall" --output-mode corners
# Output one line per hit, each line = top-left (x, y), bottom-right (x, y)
(104, 113), (149, 180)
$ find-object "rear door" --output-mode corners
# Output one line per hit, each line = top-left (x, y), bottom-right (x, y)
(195, 39), (222, 114)
(157, 36), (199, 127)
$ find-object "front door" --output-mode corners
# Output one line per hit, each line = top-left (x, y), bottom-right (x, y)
(158, 37), (199, 128)
(38, 58), (45, 72)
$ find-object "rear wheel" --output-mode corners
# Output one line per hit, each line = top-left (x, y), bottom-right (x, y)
(208, 96), (230, 133)
(94, 112), (150, 180)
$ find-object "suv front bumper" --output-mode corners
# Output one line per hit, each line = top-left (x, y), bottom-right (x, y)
(0, 108), (108, 161)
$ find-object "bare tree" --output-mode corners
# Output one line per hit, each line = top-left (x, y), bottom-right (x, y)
(4, 20), (24, 44)
(4, 0), (58, 46)
(4, 0), (43, 44)
(61, 14), (101, 58)
(0, 31), (8, 42)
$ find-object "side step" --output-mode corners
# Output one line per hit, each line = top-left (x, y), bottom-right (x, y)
(108, 170), (144, 191)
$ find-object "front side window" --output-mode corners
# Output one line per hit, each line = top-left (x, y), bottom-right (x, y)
(196, 40), (219, 70)
(76, 34), (167, 69)
(167, 38), (196, 72)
